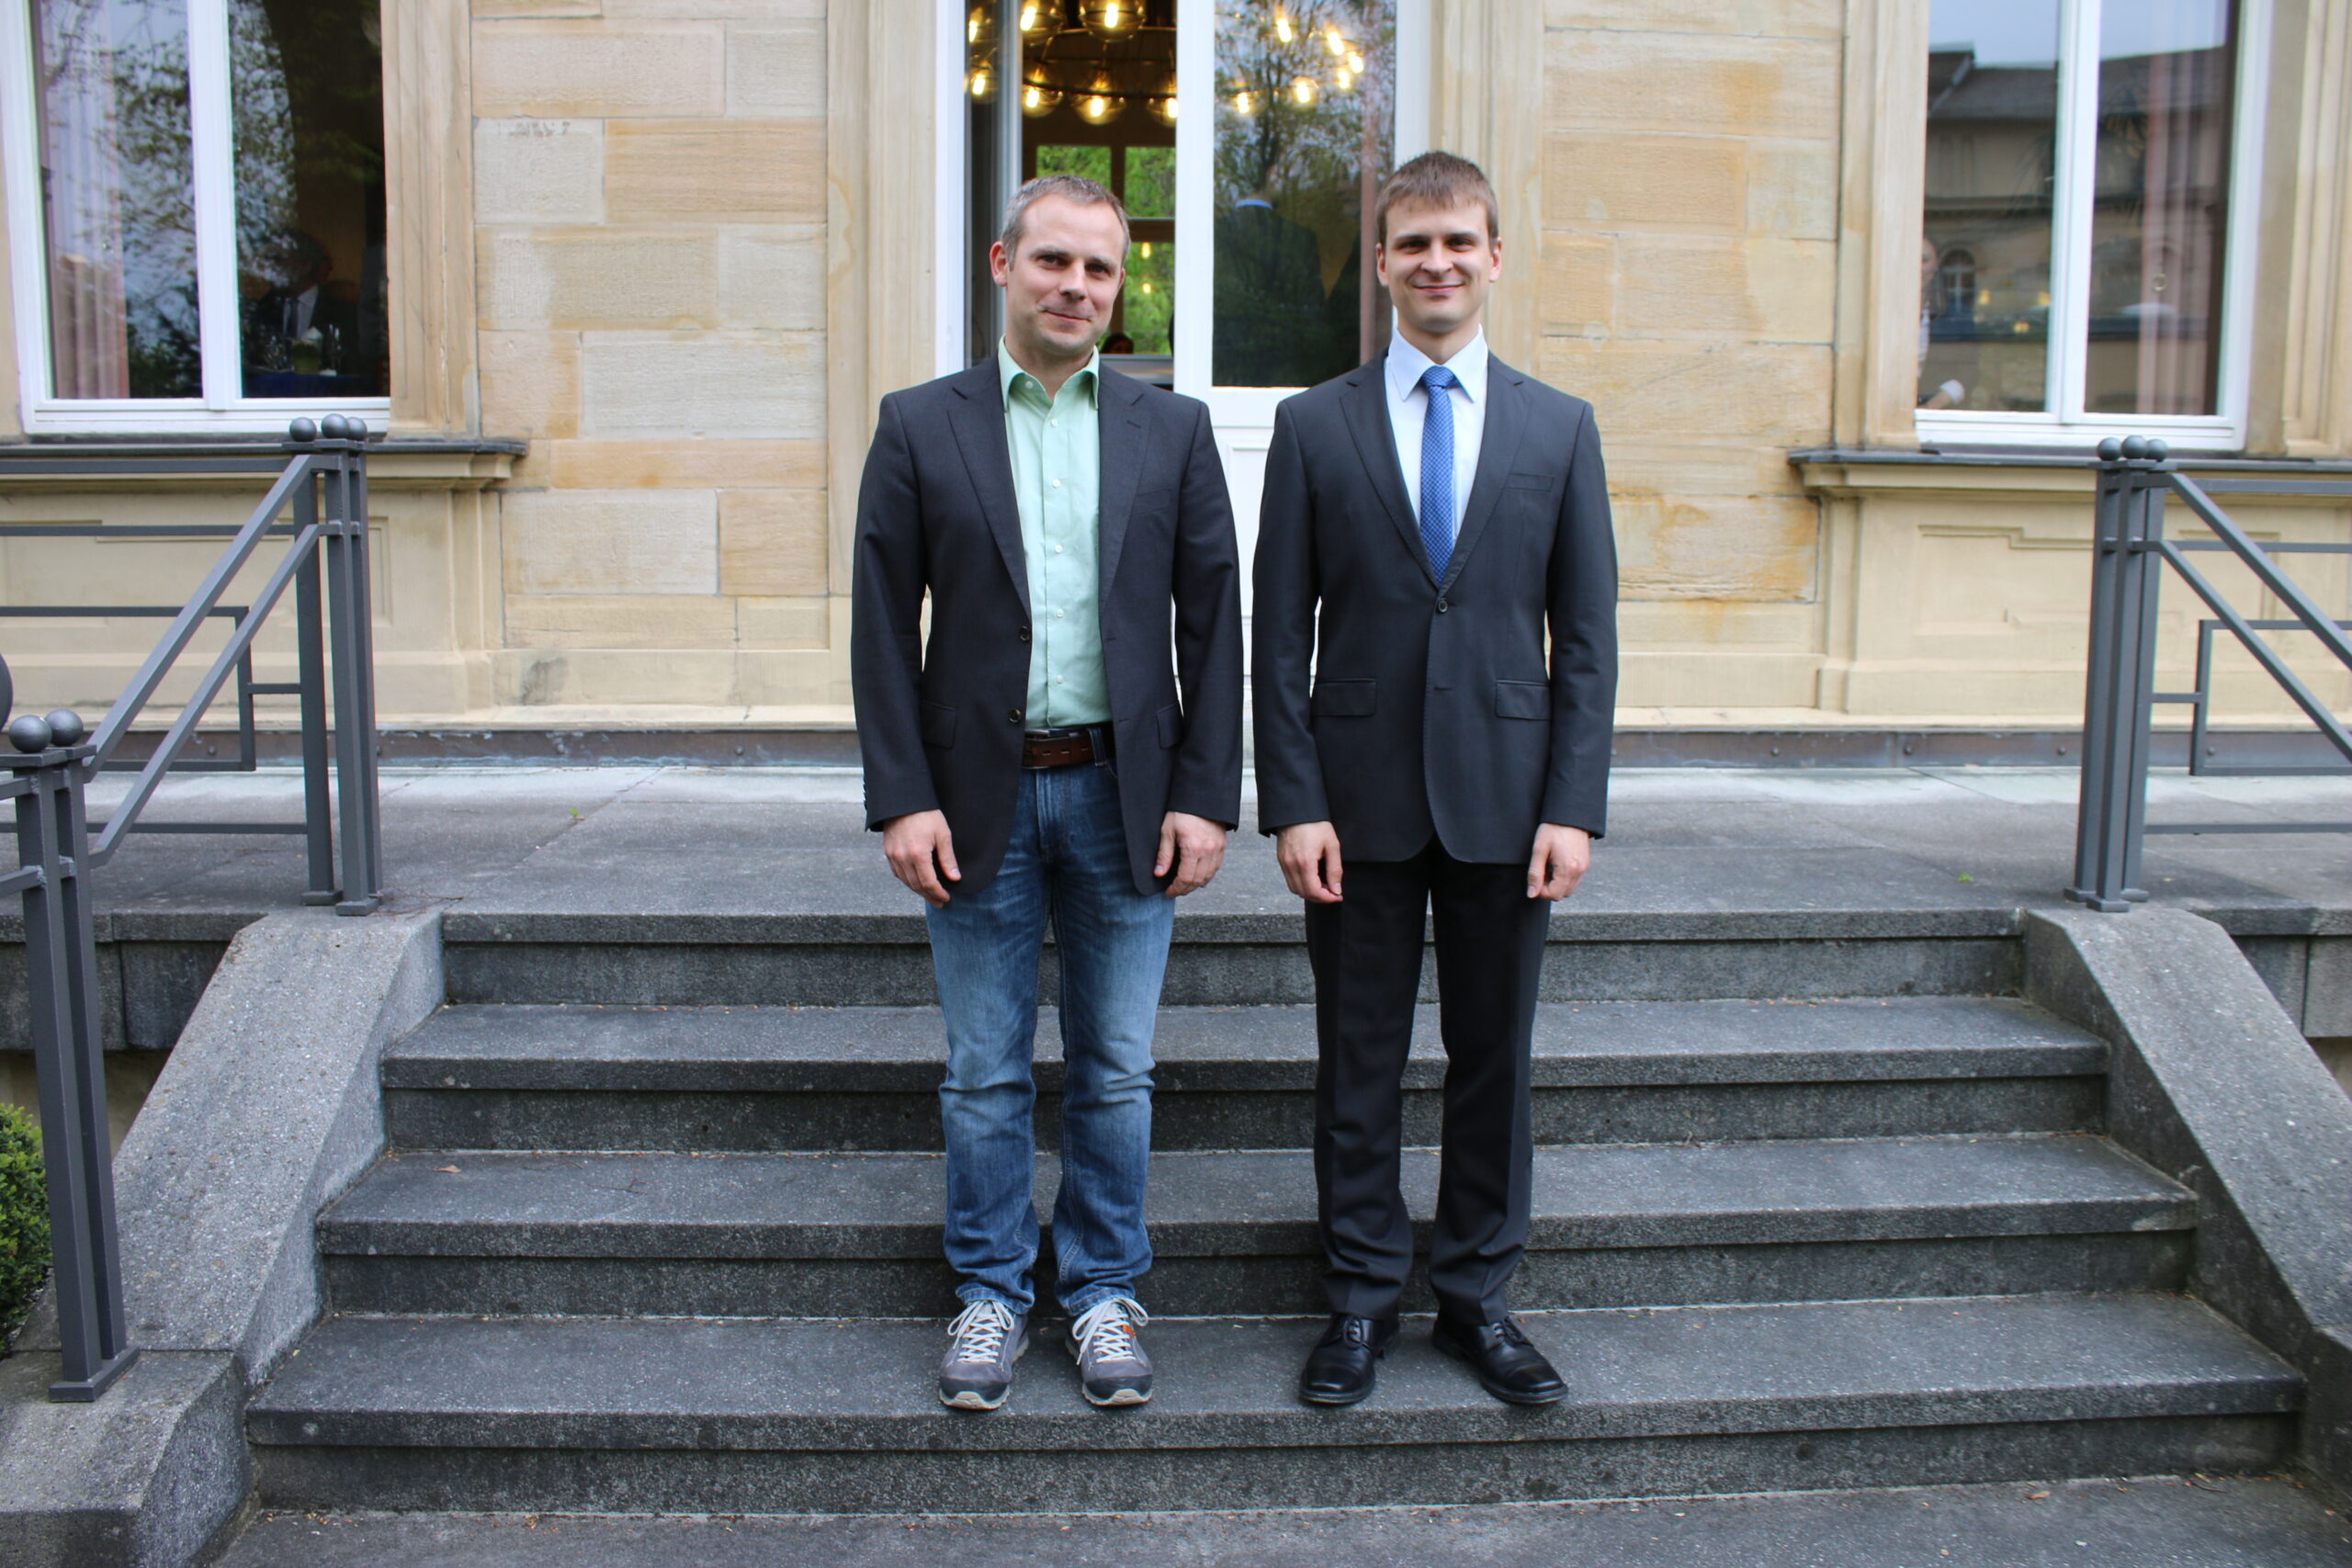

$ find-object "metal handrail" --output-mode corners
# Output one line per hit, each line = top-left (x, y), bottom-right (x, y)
(2070, 436), (2352, 910)
(0, 415), (382, 1403)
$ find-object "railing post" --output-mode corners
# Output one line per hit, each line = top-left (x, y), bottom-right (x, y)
(2070, 436), (2168, 910)
(290, 455), (337, 906)
(316, 416), (381, 915)
(6, 702), (136, 1401)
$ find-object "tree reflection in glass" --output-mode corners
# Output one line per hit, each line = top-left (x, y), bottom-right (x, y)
(1213, 0), (1395, 389)
(31, 0), (199, 399)
(233, 0), (389, 398)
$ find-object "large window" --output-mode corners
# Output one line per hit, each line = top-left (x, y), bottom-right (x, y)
(954, 0), (1419, 400)
(1917, 0), (2267, 449)
(2, 0), (390, 430)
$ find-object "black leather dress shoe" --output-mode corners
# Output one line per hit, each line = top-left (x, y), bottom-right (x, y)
(1431, 1314), (1567, 1405)
(1298, 1314), (1399, 1406)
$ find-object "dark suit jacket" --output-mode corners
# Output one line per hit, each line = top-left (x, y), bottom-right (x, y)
(1251, 355), (1618, 863)
(852, 360), (1245, 897)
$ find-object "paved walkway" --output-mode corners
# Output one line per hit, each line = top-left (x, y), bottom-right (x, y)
(216, 1476), (2352, 1568)
(80, 763), (2352, 927)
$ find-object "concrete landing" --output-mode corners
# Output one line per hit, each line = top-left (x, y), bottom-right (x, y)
(71, 763), (2352, 931)
(214, 1475), (2352, 1568)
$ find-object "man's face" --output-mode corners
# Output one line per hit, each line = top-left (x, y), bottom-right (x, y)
(990, 196), (1127, 364)
(1376, 197), (1501, 343)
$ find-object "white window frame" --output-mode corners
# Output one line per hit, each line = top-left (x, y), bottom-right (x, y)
(1917, 0), (2271, 454)
(0, 0), (392, 434)
(931, 0), (1431, 395)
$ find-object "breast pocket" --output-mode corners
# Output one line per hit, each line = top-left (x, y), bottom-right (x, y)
(1311, 679), (1377, 716)
(1494, 680), (1549, 720)
(921, 701), (958, 749)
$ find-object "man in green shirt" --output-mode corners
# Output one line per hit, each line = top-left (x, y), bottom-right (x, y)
(852, 175), (1244, 1412)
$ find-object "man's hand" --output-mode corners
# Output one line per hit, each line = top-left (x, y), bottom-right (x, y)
(1157, 811), (1227, 897)
(1527, 824), (1591, 901)
(1276, 821), (1345, 904)
(882, 809), (960, 907)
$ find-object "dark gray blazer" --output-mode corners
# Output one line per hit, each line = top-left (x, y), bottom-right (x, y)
(1251, 355), (1618, 863)
(852, 360), (1244, 897)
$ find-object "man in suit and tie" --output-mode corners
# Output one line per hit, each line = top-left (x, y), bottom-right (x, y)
(853, 175), (1243, 1412)
(1252, 152), (1618, 1407)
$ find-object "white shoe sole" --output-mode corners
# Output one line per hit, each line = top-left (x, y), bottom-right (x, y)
(1083, 1384), (1151, 1407)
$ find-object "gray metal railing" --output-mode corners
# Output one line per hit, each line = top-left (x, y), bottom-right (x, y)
(1, 415), (381, 1401)
(2071, 436), (2352, 910)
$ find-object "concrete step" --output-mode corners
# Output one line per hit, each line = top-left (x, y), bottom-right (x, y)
(245, 1293), (2301, 1515)
(320, 1134), (2192, 1317)
(383, 998), (2108, 1152)
(439, 909), (2026, 1008)
(208, 1476), (2352, 1568)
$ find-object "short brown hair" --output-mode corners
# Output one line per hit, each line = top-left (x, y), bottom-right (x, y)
(1374, 152), (1499, 247)
(1000, 175), (1131, 255)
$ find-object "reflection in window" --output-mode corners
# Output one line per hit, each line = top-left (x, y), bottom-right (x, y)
(233, 0), (389, 398)
(966, 1), (1177, 374)
(31, 0), (199, 399)
(1214, 0), (1394, 389)
(1921, 0), (2060, 412)
(2086, 0), (2234, 417)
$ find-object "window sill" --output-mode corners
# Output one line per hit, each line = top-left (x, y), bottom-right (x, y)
(0, 435), (526, 492)
(1790, 445), (2352, 502)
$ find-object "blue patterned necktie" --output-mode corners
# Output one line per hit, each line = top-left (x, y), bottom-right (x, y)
(1419, 364), (1460, 581)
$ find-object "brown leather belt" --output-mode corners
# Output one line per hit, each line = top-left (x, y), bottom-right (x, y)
(1022, 725), (1113, 769)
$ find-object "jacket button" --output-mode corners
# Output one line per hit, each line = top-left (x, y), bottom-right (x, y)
(1435, 597), (1450, 614)
(1008, 708), (1023, 723)
(1019, 626), (1031, 642)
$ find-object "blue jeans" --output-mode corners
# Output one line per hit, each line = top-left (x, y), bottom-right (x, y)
(926, 761), (1171, 1317)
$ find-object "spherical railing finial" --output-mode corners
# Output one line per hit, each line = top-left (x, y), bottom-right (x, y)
(8, 716), (53, 754)
(2145, 438), (2169, 462)
(2097, 437), (2124, 462)
(43, 711), (85, 747)
(320, 413), (351, 441)
(2120, 436), (2151, 460)
(288, 417), (318, 444)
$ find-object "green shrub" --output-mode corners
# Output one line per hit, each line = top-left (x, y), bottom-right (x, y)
(0, 1103), (48, 1348)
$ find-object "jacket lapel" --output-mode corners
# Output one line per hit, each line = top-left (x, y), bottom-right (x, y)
(1340, 362), (1433, 587)
(1441, 357), (1530, 590)
(946, 361), (1030, 615)
(1094, 367), (1148, 600)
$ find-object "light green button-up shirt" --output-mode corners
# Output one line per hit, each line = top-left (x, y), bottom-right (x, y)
(998, 339), (1110, 728)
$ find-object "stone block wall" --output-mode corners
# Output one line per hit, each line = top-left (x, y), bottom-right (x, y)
(1536, 1), (1844, 714)
(469, 2), (840, 718)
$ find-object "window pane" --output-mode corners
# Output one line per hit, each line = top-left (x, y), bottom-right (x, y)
(1122, 236), (1170, 353)
(233, 0), (389, 398)
(1126, 144), (1172, 219)
(31, 0), (198, 399)
(1213, 0), (1394, 389)
(1921, 0), (2061, 413)
(2085, 0), (2235, 417)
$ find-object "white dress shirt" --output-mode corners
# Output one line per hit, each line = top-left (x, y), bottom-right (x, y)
(1384, 329), (1488, 542)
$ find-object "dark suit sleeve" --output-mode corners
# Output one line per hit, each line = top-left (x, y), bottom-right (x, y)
(1542, 402), (1619, 838)
(850, 393), (941, 830)
(1250, 400), (1328, 833)
(1166, 400), (1245, 828)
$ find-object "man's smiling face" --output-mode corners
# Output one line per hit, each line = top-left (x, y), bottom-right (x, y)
(1376, 197), (1501, 346)
(991, 195), (1127, 369)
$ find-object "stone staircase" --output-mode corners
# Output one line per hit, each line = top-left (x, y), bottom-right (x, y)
(244, 912), (2302, 1514)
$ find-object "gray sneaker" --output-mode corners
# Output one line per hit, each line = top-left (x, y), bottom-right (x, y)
(940, 1299), (1027, 1411)
(1068, 1297), (1153, 1406)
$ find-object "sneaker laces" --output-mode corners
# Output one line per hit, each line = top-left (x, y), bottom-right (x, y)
(946, 1300), (1015, 1363)
(1070, 1298), (1148, 1363)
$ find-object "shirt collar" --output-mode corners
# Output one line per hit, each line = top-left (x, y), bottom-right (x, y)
(1385, 329), (1488, 406)
(998, 338), (1101, 410)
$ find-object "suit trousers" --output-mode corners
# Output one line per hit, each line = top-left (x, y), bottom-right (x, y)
(1305, 840), (1550, 1325)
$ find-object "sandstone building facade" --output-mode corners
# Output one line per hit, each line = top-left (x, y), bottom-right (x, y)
(1, 0), (2348, 740)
